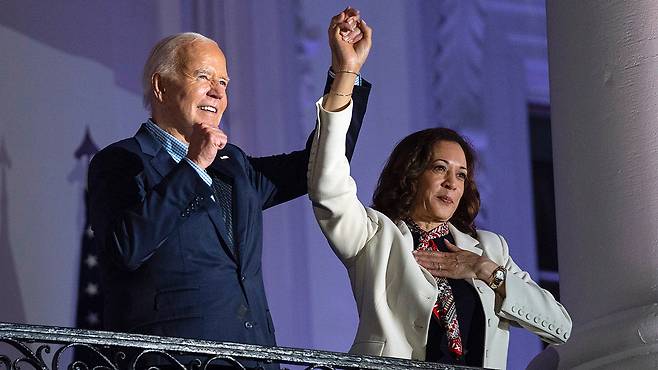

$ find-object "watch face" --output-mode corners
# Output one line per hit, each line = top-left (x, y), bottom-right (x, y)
(495, 270), (505, 281)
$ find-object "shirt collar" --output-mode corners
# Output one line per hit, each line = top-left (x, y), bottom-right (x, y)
(144, 119), (189, 162)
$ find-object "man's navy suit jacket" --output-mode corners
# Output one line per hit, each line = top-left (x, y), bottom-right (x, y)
(87, 79), (370, 353)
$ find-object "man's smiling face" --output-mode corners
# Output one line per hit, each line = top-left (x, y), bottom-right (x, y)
(157, 40), (229, 138)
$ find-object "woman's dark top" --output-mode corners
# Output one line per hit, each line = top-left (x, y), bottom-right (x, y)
(409, 230), (485, 367)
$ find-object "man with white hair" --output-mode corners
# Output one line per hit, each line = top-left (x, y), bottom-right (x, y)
(88, 8), (371, 369)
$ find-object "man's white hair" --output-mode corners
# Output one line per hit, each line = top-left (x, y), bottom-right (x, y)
(142, 32), (215, 109)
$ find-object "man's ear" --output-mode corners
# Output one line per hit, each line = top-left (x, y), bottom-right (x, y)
(152, 73), (166, 104)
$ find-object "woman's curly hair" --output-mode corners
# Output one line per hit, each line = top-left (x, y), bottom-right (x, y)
(372, 128), (480, 238)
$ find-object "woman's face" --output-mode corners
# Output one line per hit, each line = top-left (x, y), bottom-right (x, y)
(410, 140), (468, 223)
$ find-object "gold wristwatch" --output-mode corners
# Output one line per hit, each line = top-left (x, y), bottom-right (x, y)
(488, 266), (506, 290)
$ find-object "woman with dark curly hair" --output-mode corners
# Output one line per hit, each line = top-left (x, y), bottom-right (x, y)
(310, 57), (572, 367)
(372, 128), (481, 239)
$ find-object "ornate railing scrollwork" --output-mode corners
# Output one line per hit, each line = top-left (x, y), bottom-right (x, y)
(0, 322), (481, 370)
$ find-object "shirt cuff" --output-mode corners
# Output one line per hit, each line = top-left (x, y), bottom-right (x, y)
(328, 68), (362, 86)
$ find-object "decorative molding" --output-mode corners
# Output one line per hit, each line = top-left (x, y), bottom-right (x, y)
(421, 0), (490, 226)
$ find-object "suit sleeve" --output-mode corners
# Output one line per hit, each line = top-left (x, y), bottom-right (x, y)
(493, 234), (573, 344)
(307, 98), (380, 266)
(247, 74), (371, 210)
(88, 147), (214, 271)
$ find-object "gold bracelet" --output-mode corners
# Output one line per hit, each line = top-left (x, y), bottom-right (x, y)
(330, 91), (352, 97)
(336, 70), (360, 77)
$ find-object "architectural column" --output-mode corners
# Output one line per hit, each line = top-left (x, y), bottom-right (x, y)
(539, 1), (658, 368)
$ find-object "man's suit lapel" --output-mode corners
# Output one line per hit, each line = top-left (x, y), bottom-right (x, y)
(133, 124), (238, 262)
(208, 152), (248, 254)
(206, 200), (239, 263)
(135, 124), (178, 181)
(202, 155), (240, 262)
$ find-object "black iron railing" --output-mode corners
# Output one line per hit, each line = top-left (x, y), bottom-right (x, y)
(0, 322), (480, 370)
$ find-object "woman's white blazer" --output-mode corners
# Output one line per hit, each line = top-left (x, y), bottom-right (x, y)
(308, 99), (572, 369)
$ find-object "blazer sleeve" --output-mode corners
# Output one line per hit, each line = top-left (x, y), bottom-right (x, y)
(308, 98), (380, 266)
(490, 233), (573, 344)
(88, 146), (214, 271)
(247, 74), (371, 210)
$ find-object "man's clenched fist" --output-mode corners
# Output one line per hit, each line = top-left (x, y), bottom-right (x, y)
(186, 122), (228, 168)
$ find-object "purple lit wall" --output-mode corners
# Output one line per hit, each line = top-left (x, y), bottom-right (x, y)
(0, 1), (551, 368)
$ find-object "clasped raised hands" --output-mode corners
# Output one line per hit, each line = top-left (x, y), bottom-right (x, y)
(329, 7), (372, 73)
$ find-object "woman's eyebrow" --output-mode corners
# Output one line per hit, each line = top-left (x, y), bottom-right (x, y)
(433, 157), (467, 171)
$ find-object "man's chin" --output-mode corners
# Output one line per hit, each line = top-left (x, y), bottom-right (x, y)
(194, 118), (223, 129)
